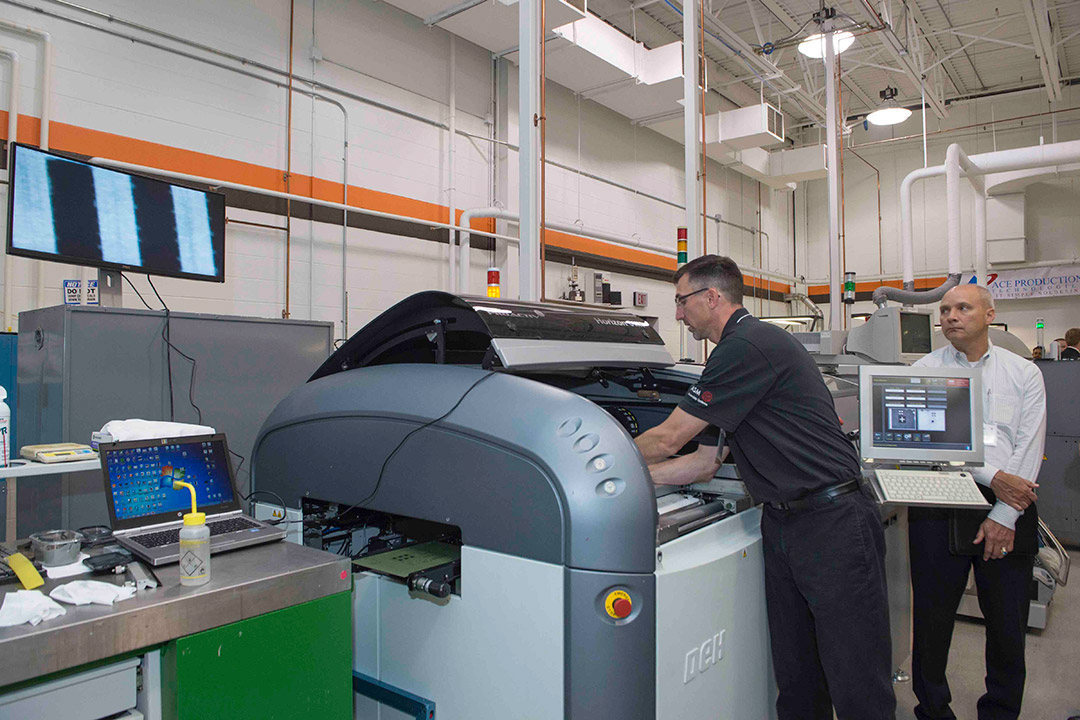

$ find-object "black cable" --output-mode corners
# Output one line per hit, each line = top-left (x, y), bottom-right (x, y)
(119, 272), (154, 310)
(241, 489), (290, 525)
(333, 371), (496, 520)
(147, 276), (203, 425)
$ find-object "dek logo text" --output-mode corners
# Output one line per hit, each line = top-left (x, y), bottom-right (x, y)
(684, 629), (725, 684)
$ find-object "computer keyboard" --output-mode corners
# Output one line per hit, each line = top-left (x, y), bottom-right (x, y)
(131, 517), (262, 548)
(873, 469), (992, 508)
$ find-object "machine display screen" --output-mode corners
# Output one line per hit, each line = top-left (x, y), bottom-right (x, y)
(900, 312), (932, 354)
(6, 143), (225, 282)
(869, 375), (973, 451)
(103, 437), (236, 522)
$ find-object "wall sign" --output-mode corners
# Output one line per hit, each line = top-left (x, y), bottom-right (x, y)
(63, 279), (82, 305)
(962, 264), (1080, 300)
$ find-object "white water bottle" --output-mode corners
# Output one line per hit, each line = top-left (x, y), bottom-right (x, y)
(0, 385), (10, 469)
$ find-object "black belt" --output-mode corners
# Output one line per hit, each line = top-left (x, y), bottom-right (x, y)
(769, 480), (861, 512)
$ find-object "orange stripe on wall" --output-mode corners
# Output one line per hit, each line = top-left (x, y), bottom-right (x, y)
(2, 112), (792, 287)
(1, 111), (497, 238)
(807, 277), (948, 295)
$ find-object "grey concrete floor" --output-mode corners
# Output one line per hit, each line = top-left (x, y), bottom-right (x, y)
(895, 562), (1080, 720)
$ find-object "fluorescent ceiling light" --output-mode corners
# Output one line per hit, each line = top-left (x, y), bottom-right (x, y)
(797, 31), (854, 59)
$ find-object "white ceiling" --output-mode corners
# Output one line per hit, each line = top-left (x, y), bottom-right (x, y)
(587, 0), (1080, 124)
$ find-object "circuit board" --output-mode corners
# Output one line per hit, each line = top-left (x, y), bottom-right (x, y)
(352, 541), (460, 579)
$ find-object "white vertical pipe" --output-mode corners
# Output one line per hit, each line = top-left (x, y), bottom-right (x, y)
(824, 31), (841, 330)
(1, 48), (18, 331)
(517, 0), (540, 301)
(944, 144), (962, 277)
(681, 0), (699, 360)
(899, 167), (942, 289)
(974, 190), (987, 286)
(0, 49), (16, 149)
(449, 36), (458, 294)
(0, 22), (52, 311)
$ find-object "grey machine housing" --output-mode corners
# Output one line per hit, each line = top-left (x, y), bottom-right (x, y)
(252, 292), (733, 719)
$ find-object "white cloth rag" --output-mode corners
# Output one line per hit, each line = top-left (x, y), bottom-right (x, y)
(98, 419), (216, 443)
(50, 580), (137, 606)
(0, 590), (67, 626)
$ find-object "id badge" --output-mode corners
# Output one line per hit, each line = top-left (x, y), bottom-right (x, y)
(983, 423), (999, 447)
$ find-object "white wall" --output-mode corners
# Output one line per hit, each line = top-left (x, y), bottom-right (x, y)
(0, 0), (793, 357)
(801, 85), (1080, 349)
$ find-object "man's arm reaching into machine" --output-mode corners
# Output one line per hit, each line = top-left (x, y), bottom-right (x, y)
(635, 408), (710, 464)
(648, 442), (729, 486)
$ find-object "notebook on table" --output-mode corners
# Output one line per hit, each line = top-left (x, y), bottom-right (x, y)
(100, 433), (285, 567)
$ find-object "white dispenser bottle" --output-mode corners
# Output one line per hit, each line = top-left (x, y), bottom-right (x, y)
(0, 385), (10, 469)
(179, 510), (211, 586)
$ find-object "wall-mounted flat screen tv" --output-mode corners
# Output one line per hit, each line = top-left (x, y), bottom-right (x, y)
(6, 143), (225, 282)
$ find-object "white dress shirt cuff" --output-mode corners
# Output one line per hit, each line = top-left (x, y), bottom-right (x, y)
(970, 464), (1000, 487)
(987, 501), (1021, 531)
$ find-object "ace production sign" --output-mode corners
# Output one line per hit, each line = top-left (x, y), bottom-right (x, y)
(962, 265), (1080, 300)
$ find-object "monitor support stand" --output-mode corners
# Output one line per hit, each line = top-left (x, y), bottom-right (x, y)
(98, 268), (123, 307)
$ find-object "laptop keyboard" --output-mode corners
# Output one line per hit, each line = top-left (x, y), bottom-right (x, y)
(130, 517), (262, 548)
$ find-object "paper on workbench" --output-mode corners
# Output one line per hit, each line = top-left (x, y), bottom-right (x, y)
(0, 589), (66, 626)
(45, 553), (91, 579)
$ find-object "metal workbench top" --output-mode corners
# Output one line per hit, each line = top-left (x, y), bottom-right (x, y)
(0, 541), (350, 687)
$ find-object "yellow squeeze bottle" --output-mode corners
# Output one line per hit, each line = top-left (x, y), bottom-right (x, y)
(168, 479), (210, 586)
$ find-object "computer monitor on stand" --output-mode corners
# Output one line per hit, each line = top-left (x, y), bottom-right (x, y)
(6, 143), (226, 307)
(858, 365), (990, 509)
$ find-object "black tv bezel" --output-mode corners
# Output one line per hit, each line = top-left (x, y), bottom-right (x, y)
(5, 142), (227, 284)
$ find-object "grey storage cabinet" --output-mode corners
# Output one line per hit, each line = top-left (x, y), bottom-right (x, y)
(15, 305), (332, 534)
(1036, 361), (1080, 547)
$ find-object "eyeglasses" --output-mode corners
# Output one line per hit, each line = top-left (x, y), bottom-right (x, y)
(674, 287), (709, 307)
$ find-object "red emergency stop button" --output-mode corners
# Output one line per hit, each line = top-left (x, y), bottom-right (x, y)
(604, 590), (633, 619)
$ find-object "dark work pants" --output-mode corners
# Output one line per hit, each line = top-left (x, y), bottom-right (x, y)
(761, 491), (896, 720)
(908, 508), (1034, 720)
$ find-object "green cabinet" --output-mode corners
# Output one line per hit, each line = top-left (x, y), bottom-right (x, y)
(162, 590), (352, 720)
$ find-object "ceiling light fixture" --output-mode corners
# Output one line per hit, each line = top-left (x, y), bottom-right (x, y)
(797, 31), (854, 59)
(866, 86), (912, 126)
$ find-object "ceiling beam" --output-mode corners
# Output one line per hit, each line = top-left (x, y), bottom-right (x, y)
(1022, 0), (1064, 101)
(849, 0), (948, 118)
(897, 0), (970, 97)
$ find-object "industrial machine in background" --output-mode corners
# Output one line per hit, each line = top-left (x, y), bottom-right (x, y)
(254, 292), (776, 720)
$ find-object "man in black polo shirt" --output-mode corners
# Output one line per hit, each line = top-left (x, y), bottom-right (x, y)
(635, 255), (895, 719)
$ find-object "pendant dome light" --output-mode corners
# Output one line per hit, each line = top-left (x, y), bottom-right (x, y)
(797, 31), (855, 59)
(867, 86), (912, 126)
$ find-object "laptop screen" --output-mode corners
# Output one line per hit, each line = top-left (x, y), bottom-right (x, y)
(101, 434), (242, 530)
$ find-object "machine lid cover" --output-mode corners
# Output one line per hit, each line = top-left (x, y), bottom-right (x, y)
(310, 292), (670, 380)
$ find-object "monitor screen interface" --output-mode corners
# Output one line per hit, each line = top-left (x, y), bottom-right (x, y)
(7, 144), (225, 282)
(900, 312), (932, 355)
(105, 438), (234, 522)
(870, 375), (973, 452)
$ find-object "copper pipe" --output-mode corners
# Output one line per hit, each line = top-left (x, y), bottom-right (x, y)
(851, 107), (1080, 149)
(846, 149), (882, 276)
(227, 218), (287, 231)
(539, 0), (547, 301)
(283, 0), (295, 319)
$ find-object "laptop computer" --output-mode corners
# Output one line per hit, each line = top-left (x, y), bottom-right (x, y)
(100, 433), (286, 566)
